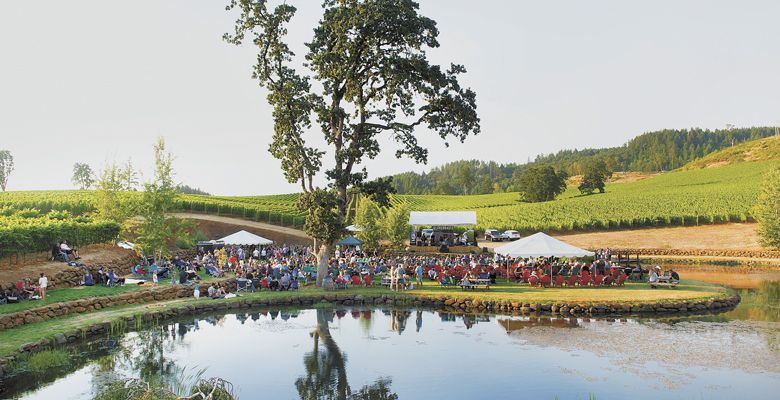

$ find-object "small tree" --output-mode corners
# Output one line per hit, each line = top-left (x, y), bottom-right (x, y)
(0, 150), (14, 191)
(135, 138), (191, 258)
(755, 166), (780, 249)
(517, 165), (567, 202)
(353, 198), (383, 252)
(578, 159), (612, 195)
(71, 162), (95, 190)
(95, 163), (138, 230)
(383, 203), (410, 249)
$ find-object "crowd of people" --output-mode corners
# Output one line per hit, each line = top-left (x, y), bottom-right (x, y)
(1, 240), (681, 307)
(0, 273), (49, 304)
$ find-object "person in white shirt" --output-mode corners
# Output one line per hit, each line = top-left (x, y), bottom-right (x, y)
(649, 266), (660, 287)
(38, 273), (48, 299)
(60, 240), (80, 259)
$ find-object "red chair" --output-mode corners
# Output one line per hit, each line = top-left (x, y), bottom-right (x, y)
(554, 275), (565, 287)
(567, 276), (578, 287)
(541, 275), (552, 287)
(522, 270), (531, 283)
(528, 275), (539, 287)
(363, 274), (373, 287)
(351, 275), (362, 286)
(578, 273), (591, 286)
(262, 278), (270, 289)
(615, 274), (627, 286)
(593, 275), (604, 287)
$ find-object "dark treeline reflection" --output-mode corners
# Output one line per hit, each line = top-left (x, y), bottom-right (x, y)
(296, 309), (398, 400)
(4, 307), (584, 400)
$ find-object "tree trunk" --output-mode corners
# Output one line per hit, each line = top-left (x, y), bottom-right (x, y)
(315, 244), (330, 287)
(316, 309), (350, 399)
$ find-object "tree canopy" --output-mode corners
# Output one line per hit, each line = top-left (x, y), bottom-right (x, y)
(755, 166), (780, 249)
(71, 162), (95, 190)
(578, 159), (612, 195)
(517, 165), (567, 202)
(0, 150), (14, 192)
(225, 0), (480, 284)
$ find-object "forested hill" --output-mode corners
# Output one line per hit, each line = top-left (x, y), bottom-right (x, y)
(389, 127), (778, 195)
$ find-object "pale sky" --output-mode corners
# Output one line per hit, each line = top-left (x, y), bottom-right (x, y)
(1, 0), (779, 195)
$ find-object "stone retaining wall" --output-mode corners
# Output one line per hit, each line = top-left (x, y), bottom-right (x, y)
(0, 290), (739, 380)
(615, 247), (780, 260)
(0, 279), (236, 332)
(0, 250), (137, 291)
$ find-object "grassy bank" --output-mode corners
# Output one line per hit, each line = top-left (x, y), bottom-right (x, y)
(0, 280), (731, 358)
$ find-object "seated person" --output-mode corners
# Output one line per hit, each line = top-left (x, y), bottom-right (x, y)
(179, 269), (189, 284)
(280, 273), (292, 290)
(96, 266), (106, 284)
(60, 240), (80, 259)
(84, 271), (94, 286)
(268, 277), (280, 290)
(670, 269), (680, 282)
(649, 266), (660, 285)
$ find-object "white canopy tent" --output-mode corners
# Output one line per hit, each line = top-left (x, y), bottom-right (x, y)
(218, 230), (273, 246)
(346, 224), (363, 232)
(494, 232), (594, 258)
(408, 211), (477, 226)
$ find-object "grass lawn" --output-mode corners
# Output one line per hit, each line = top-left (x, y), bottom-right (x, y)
(407, 280), (730, 304)
(0, 279), (731, 357)
(0, 285), (145, 315)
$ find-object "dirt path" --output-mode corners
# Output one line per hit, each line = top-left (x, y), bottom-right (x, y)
(173, 212), (311, 241)
(554, 223), (763, 251)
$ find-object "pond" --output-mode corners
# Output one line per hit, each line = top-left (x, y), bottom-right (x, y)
(2, 268), (780, 400)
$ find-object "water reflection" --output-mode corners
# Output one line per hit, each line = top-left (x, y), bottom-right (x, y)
(4, 295), (780, 399)
(296, 309), (398, 400)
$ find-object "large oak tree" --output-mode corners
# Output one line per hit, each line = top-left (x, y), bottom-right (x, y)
(225, 0), (480, 285)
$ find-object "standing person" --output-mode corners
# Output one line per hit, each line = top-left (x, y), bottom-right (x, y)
(415, 264), (423, 288)
(152, 271), (158, 286)
(389, 264), (397, 291)
(193, 279), (200, 299)
(38, 273), (48, 300)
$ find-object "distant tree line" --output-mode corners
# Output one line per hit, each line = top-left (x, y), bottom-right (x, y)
(389, 126), (778, 195)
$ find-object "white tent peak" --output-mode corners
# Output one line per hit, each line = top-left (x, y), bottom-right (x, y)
(218, 230), (273, 246)
(408, 211), (476, 226)
(494, 232), (594, 258)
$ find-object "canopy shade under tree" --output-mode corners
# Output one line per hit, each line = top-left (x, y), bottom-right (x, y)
(337, 236), (362, 246)
(494, 232), (594, 258)
(408, 211), (477, 226)
(218, 230), (273, 246)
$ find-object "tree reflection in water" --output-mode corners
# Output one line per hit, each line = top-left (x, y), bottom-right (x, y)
(296, 309), (398, 400)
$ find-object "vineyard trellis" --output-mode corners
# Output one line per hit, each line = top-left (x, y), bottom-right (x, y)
(0, 160), (775, 257)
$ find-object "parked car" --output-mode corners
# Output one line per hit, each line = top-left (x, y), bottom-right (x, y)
(485, 229), (501, 242)
(502, 230), (521, 241)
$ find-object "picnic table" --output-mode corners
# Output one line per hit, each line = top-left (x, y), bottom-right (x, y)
(650, 276), (678, 288)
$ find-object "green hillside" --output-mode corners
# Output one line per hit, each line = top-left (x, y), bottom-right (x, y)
(1, 155), (777, 255)
(683, 135), (780, 170)
(390, 126), (778, 195)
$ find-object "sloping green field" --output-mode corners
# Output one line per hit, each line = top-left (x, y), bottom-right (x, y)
(392, 160), (775, 231)
(1, 159), (776, 239)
